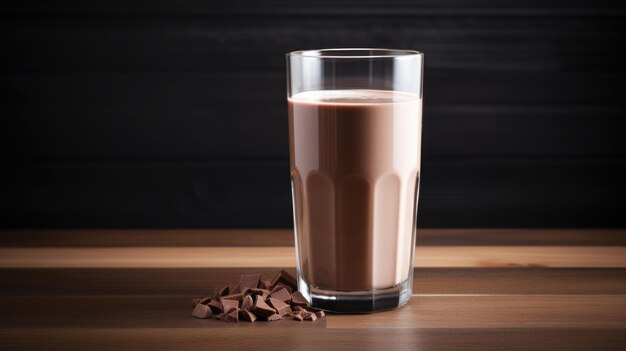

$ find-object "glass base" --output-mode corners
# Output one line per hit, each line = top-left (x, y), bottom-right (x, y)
(297, 276), (412, 313)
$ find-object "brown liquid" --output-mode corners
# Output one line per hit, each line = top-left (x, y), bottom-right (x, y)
(288, 90), (422, 290)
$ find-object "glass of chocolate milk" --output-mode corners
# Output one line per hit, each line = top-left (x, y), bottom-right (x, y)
(287, 49), (423, 312)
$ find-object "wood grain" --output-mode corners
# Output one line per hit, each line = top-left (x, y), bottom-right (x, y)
(0, 229), (624, 350)
(2, 328), (624, 351)
(1, 228), (624, 247)
(0, 229), (296, 247)
(326, 295), (626, 329)
(0, 246), (624, 268)
(1, 268), (625, 296)
(1, 295), (623, 329)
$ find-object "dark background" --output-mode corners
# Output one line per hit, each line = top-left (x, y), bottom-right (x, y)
(1, 0), (625, 228)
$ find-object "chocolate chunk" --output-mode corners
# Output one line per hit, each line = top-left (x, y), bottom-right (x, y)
(270, 269), (298, 291)
(239, 273), (261, 291)
(266, 314), (283, 322)
(221, 293), (243, 302)
(191, 297), (204, 307)
(252, 295), (276, 317)
(207, 300), (223, 314)
(191, 303), (213, 319)
(268, 298), (291, 316)
(271, 283), (293, 294)
(200, 297), (212, 304)
(239, 309), (257, 322)
(290, 291), (309, 307)
(190, 297), (214, 309)
(269, 288), (291, 303)
(218, 286), (230, 297)
(303, 311), (317, 321)
(189, 269), (325, 323)
(221, 299), (239, 313)
(242, 295), (254, 311)
(250, 289), (271, 298)
(193, 296), (212, 306)
(224, 308), (239, 323)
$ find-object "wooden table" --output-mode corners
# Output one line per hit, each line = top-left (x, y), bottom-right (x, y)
(1, 229), (625, 350)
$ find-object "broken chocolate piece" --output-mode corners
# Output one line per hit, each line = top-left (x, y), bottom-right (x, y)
(239, 309), (257, 322)
(303, 311), (317, 321)
(221, 299), (239, 313)
(218, 286), (230, 297)
(207, 300), (223, 314)
(191, 296), (212, 307)
(269, 288), (291, 303)
(239, 273), (261, 291)
(268, 298), (291, 316)
(221, 293), (243, 302)
(271, 282), (294, 294)
(199, 296), (212, 304)
(191, 297), (204, 307)
(270, 269), (298, 291)
(191, 303), (213, 319)
(190, 269), (326, 324)
(290, 291), (309, 307)
(193, 296), (212, 306)
(224, 308), (239, 323)
(250, 288), (271, 298)
(266, 313), (283, 321)
(253, 295), (276, 317)
(242, 295), (254, 311)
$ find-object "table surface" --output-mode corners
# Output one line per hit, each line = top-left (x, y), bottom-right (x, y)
(1, 229), (625, 351)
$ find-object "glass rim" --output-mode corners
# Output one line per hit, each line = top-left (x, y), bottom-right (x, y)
(287, 48), (423, 59)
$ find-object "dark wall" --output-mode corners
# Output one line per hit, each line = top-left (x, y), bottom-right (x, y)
(1, 0), (625, 228)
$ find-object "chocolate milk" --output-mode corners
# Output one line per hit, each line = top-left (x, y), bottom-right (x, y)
(289, 90), (422, 291)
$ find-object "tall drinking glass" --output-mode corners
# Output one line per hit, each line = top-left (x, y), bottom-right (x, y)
(287, 48), (423, 313)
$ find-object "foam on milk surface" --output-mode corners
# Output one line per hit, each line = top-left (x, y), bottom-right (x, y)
(290, 89), (418, 104)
